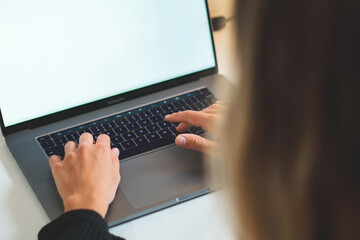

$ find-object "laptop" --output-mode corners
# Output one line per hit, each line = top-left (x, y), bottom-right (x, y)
(0, 0), (227, 226)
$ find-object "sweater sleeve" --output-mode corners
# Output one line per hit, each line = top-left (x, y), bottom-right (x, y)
(38, 209), (125, 240)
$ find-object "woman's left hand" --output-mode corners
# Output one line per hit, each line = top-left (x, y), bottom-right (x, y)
(48, 133), (121, 218)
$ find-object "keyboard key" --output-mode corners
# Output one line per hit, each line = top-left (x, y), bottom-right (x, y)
(158, 121), (172, 128)
(126, 122), (140, 130)
(184, 105), (195, 111)
(150, 107), (164, 115)
(199, 88), (210, 94)
(139, 111), (152, 119)
(209, 97), (217, 104)
(65, 133), (79, 141)
(90, 125), (104, 133)
(190, 103), (201, 111)
(115, 118), (129, 126)
(199, 100), (210, 108)
(77, 129), (92, 136)
(45, 145), (63, 156)
(93, 133), (100, 141)
(173, 100), (186, 108)
(103, 130), (116, 137)
(38, 135), (51, 142)
(114, 126), (127, 134)
(53, 136), (67, 145)
(114, 144), (125, 151)
(135, 128), (149, 136)
(50, 132), (64, 139)
(134, 136), (149, 145)
(126, 115), (140, 123)
(194, 102), (206, 110)
(122, 132), (136, 140)
(40, 140), (55, 149)
(103, 121), (116, 130)
(201, 100), (211, 108)
(169, 126), (178, 135)
(158, 129), (172, 137)
(146, 124), (160, 132)
(139, 119), (152, 127)
(146, 132), (160, 141)
(111, 135), (124, 144)
(121, 140), (136, 149)
(202, 99), (211, 106)
(172, 108), (183, 113)
(184, 97), (196, 104)
(190, 127), (205, 135)
(150, 115), (162, 123)
(58, 152), (65, 159)
(162, 103), (175, 113)
(159, 113), (169, 119)
(196, 92), (214, 100)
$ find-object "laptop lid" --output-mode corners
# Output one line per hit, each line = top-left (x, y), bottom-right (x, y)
(0, 0), (217, 137)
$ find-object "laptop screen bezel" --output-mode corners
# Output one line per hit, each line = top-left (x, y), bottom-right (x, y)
(0, 0), (218, 137)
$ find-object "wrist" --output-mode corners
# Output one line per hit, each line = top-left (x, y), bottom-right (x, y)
(63, 195), (108, 218)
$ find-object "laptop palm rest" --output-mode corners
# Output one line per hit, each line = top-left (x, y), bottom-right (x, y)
(119, 144), (206, 209)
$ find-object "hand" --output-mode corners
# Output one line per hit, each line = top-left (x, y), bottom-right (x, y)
(165, 101), (226, 154)
(49, 133), (121, 218)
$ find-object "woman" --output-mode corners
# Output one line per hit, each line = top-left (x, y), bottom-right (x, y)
(39, 0), (360, 239)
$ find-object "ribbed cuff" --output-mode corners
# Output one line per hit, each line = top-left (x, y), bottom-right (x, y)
(38, 209), (124, 240)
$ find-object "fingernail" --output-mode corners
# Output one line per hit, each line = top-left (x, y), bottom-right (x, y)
(113, 147), (120, 157)
(165, 114), (170, 119)
(176, 136), (187, 146)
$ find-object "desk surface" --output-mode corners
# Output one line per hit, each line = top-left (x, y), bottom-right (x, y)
(0, 21), (237, 240)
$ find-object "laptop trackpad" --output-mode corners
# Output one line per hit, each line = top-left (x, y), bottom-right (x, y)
(119, 145), (206, 209)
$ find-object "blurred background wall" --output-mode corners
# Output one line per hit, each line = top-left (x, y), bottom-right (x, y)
(208, 0), (235, 18)
(208, 0), (238, 85)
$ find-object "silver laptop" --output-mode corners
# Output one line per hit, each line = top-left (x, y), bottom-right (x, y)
(0, 0), (226, 226)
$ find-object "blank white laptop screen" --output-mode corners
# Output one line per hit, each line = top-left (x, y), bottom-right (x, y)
(0, 0), (216, 127)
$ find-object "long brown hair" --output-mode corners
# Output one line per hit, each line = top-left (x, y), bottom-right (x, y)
(221, 0), (360, 239)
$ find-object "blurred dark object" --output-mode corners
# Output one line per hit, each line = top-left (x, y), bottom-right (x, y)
(211, 16), (227, 31)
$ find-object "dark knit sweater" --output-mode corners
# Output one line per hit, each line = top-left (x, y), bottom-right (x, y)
(38, 210), (125, 240)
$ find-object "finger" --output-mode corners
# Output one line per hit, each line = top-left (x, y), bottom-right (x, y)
(176, 122), (193, 133)
(165, 111), (212, 130)
(111, 148), (120, 170)
(96, 134), (111, 147)
(64, 141), (77, 155)
(49, 155), (62, 171)
(209, 101), (229, 108)
(79, 132), (94, 145)
(202, 107), (218, 112)
(111, 148), (121, 186)
(202, 109), (220, 116)
(175, 134), (215, 153)
(203, 103), (227, 113)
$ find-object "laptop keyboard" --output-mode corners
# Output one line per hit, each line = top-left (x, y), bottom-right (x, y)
(37, 88), (216, 160)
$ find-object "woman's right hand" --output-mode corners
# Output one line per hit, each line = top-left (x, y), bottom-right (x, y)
(165, 101), (226, 154)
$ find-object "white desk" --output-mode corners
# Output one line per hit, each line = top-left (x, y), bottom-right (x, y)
(0, 20), (237, 240)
